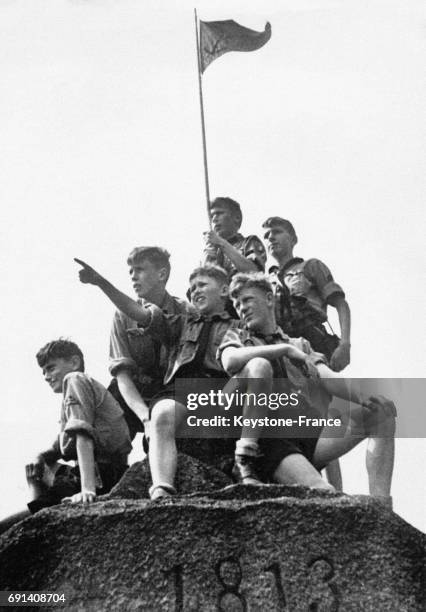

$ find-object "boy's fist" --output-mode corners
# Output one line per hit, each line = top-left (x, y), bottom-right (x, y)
(74, 258), (103, 286)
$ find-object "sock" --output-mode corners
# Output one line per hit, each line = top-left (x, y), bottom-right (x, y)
(236, 439), (260, 457)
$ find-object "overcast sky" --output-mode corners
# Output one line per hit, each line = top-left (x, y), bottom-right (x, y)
(1, 0), (425, 531)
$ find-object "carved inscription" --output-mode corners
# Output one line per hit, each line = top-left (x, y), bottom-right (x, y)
(164, 556), (340, 611)
(216, 557), (247, 612)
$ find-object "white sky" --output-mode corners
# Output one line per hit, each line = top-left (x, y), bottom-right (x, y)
(0, 0), (425, 531)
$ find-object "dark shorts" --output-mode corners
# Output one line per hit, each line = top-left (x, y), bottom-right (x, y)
(258, 437), (320, 481)
(148, 371), (226, 413)
(27, 462), (127, 514)
(108, 378), (163, 440)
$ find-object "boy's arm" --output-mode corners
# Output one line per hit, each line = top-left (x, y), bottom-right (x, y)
(74, 258), (151, 325)
(63, 434), (97, 504)
(116, 370), (150, 426)
(328, 295), (351, 371)
(315, 364), (396, 418)
(204, 231), (259, 273)
(315, 363), (358, 402)
(221, 342), (309, 376)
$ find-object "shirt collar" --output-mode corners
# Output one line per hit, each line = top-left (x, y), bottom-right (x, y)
(188, 310), (232, 322)
(228, 232), (244, 246)
(252, 326), (290, 343)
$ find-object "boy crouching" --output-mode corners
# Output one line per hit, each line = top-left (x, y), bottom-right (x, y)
(27, 339), (131, 512)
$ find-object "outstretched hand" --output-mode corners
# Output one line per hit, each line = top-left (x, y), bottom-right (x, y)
(74, 258), (103, 286)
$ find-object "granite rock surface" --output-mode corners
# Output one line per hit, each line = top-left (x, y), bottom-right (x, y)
(1, 454), (424, 611)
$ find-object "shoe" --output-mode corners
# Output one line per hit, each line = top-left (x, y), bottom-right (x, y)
(149, 483), (177, 500)
(232, 454), (263, 485)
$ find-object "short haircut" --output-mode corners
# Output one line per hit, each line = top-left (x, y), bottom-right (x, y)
(229, 272), (273, 300)
(189, 264), (229, 286)
(209, 197), (243, 228)
(127, 246), (171, 282)
(36, 339), (85, 372)
(262, 216), (298, 244)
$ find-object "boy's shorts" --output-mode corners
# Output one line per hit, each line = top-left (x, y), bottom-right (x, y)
(258, 437), (320, 481)
(27, 462), (127, 514)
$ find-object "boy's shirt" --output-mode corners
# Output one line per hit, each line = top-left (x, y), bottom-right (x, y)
(142, 305), (239, 384)
(269, 258), (345, 354)
(59, 372), (132, 464)
(109, 292), (191, 397)
(218, 326), (330, 416)
(205, 233), (267, 277)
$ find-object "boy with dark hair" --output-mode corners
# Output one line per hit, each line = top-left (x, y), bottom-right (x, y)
(108, 246), (191, 443)
(203, 196), (266, 277)
(219, 273), (395, 502)
(0, 339), (131, 531)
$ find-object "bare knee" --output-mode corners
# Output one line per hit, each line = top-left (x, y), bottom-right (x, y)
(365, 398), (397, 437)
(241, 357), (273, 379)
(273, 453), (335, 492)
(150, 400), (176, 435)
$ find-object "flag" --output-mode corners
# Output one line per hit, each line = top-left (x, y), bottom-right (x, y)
(199, 19), (271, 73)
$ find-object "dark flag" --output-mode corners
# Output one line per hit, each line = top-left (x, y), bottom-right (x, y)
(199, 19), (271, 73)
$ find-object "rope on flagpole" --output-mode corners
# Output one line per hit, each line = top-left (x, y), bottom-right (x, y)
(194, 8), (211, 227)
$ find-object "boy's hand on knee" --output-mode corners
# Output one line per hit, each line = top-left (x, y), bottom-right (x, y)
(25, 458), (45, 483)
(62, 489), (97, 505)
(283, 344), (308, 363)
(74, 258), (103, 286)
(366, 395), (397, 418)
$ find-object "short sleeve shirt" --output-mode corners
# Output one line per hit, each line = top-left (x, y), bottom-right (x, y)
(269, 257), (345, 334)
(109, 292), (192, 388)
(59, 372), (132, 463)
(142, 306), (239, 384)
(218, 326), (330, 416)
(205, 233), (267, 277)
(280, 257), (344, 316)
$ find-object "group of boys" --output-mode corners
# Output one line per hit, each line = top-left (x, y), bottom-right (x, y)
(0, 197), (396, 533)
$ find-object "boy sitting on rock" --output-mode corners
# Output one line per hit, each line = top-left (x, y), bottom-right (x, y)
(27, 339), (131, 512)
(219, 273), (395, 502)
(0, 339), (132, 533)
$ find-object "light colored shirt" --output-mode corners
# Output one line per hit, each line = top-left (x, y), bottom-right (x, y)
(59, 372), (132, 463)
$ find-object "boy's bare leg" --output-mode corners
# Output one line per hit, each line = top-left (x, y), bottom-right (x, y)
(148, 399), (187, 499)
(366, 430), (395, 499)
(273, 453), (335, 491)
(230, 357), (273, 484)
(325, 459), (343, 491)
(313, 397), (396, 499)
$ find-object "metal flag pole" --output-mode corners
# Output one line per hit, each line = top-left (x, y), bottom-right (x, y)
(194, 8), (211, 227)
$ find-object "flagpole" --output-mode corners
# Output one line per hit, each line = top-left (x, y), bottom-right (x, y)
(194, 8), (211, 227)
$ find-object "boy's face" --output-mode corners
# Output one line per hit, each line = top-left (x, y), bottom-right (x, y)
(189, 274), (228, 315)
(263, 225), (294, 260)
(210, 204), (240, 240)
(232, 286), (274, 332)
(42, 357), (80, 393)
(129, 258), (166, 299)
